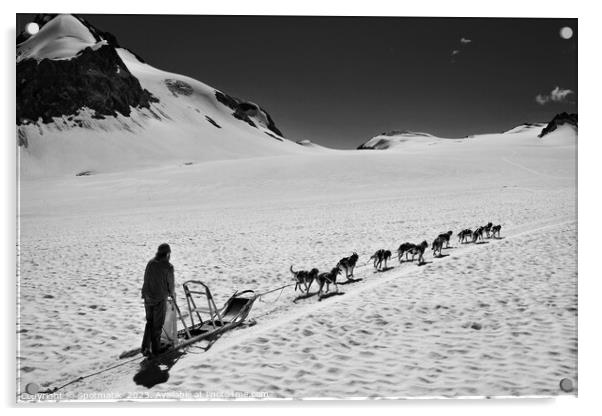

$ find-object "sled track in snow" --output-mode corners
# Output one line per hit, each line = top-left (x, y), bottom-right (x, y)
(501, 154), (573, 180)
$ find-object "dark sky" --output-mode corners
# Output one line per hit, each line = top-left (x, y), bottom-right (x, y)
(17, 14), (577, 148)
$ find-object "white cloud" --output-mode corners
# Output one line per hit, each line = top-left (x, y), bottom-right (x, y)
(451, 49), (460, 56)
(535, 94), (548, 105)
(535, 86), (574, 105)
(550, 86), (574, 101)
(460, 37), (472, 44)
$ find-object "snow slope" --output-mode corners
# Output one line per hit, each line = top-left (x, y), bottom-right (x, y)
(17, 15), (314, 178)
(539, 124), (577, 146)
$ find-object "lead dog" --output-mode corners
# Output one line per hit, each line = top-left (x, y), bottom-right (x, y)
(337, 252), (359, 280)
(290, 266), (319, 293)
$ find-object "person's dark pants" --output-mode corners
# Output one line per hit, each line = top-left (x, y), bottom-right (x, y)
(142, 299), (167, 355)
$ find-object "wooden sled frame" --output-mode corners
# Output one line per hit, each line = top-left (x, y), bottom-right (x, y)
(173, 281), (257, 348)
(120, 281), (257, 359)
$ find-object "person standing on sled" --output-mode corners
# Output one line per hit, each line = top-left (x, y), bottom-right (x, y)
(141, 243), (175, 357)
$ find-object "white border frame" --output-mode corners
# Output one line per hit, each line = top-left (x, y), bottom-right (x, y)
(3, 0), (600, 414)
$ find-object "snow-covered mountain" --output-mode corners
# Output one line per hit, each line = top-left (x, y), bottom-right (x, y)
(358, 115), (578, 151)
(17, 14), (313, 177)
(357, 130), (446, 150)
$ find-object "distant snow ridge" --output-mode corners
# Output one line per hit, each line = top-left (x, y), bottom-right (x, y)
(16, 14), (304, 177)
(503, 123), (547, 135)
(357, 130), (439, 150)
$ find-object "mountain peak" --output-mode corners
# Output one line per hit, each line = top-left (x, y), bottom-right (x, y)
(539, 113), (577, 138)
(16, 14), (156, 125)
(17, 14), (103, 63)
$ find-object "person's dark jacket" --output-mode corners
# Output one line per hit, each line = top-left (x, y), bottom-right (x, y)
(141, 258), (175, 304)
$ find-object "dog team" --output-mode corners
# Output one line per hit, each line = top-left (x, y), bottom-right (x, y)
(290, 223), (501, 299)
(458, 222), (502, 244)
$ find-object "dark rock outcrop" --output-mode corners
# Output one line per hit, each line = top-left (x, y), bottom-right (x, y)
(265, 131), (283, 141)
(378, 130), (432, 137)
(357, 141), (383, 150)
(204, 115), (221, 129)
(17, 44), (157, 124)
(215, 91), (283, 137)
(539, 112), (577, 138)
(165, 79), (193, 97)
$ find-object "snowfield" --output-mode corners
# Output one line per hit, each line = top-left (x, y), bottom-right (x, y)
(17, 124), (577, 399)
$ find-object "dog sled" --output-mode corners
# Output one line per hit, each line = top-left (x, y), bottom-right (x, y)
(120, 280), (258, 359)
